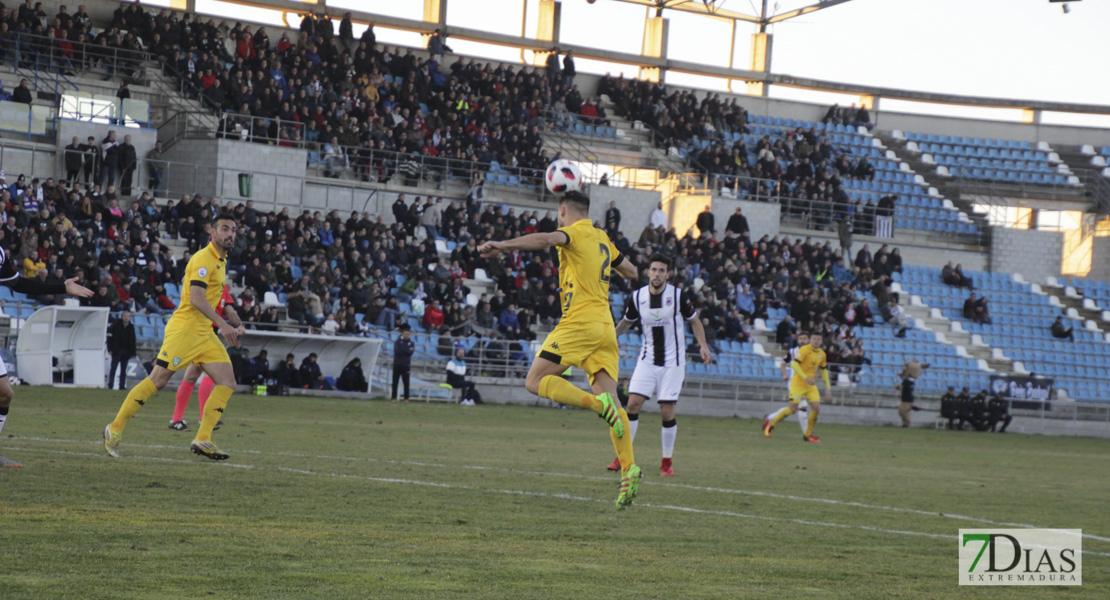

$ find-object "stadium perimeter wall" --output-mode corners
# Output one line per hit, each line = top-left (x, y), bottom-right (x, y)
(1090, 238), (1110, 282)
(472, 380), (1110, 439)
(989, 227), (1064, 285)
(781, 227), (989, 272)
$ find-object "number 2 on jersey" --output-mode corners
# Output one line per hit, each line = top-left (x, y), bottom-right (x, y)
(598, 244), (611, 284)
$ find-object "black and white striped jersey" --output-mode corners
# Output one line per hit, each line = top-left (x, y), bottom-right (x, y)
(622, 283), (697, 367)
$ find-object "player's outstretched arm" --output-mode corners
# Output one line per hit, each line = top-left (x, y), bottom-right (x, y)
(612, 257), (637, 280)
(478, 232), (567, 257)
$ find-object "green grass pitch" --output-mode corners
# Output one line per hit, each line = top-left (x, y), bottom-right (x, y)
(1, 387), (1106, 599)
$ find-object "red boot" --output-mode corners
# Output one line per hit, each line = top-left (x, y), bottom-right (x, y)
(660, 457), (675, 477)
(605, 457), (621, 471)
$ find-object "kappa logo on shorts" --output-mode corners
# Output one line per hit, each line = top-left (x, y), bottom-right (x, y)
(172, 357), (182, 368)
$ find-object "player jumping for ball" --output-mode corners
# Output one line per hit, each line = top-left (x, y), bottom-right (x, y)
(478, 190), (642, 509)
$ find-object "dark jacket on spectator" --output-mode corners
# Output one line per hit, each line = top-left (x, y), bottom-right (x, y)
(107, 318), (137, 358)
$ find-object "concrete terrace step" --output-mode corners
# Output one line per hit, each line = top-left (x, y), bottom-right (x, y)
(903, 296), (1014, 375)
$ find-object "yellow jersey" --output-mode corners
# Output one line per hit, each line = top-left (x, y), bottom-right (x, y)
(169, 242), (228, 334)
(791, 344), (827, 388)
(556, 218), (621, 325)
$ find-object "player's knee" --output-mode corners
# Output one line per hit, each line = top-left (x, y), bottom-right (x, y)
(811, 403), (821, 413)
(524, 375), (542, 396)
(0, 386), (12, 405)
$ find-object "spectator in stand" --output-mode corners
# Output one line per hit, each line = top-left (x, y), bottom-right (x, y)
(499, 302), (522, 339)
(880, 300), (908, 337)
(545, 47), (561, 84)
(963, 292), (991, 325)
(605, 201), (621, 234)
(12, 78), (32, 104)
(1051, 316), (1074, 341)
(423, 298), (444, 331)
(106, 310), (136, 390)
(775, 314), (795, 348)
(837, 218), (852, 259)
(562, 50), (576, 88)
(147, 140), (167, 196)
(942, 261), (974, 289)
(321, 312), (340, 334)
(854, 244), (872, 270)
(725, 207), (749, 237)
(650, 202), (668, 231)
(856, 297), (875, 327)
(695, 205), (714, 238)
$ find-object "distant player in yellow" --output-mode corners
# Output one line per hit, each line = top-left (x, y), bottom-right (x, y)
(104, 213), (245, 460)
(478, 190), (642, 510)
(763, 331), (831, 443)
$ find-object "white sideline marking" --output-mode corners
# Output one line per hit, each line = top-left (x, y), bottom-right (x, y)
(10, 445), (1110, 557)
(11, 435), (1110, 546)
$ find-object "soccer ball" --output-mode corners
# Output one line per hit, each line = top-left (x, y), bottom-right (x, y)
(545, 159), (583, 195)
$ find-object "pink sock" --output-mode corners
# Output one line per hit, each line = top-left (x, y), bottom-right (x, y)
(172, 381), (195, 423)
(198, 376), (215, 420)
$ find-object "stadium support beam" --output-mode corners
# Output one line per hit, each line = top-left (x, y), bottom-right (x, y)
(423, 0), (447, 26)
(747, 32), (771, 97)
(640, 13), (668, 82)
(532, 0), (562, 67)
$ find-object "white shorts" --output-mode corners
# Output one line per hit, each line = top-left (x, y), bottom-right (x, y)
(628, 362), (686, 402)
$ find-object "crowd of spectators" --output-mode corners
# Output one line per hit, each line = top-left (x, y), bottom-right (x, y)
(137, 9), (576, 185)
(599, 75), (891, 234)
(0, 2), (920, 386)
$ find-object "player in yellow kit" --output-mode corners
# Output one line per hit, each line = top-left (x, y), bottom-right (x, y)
(104, 213), (245, 460)
(763, 331), (832, 443)
(478, 190), (642, 510)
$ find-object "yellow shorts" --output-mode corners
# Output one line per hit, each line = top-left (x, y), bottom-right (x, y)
(789, 382), (820, 404)
(156, 326), (229, 371)
(537, 321), (619, 384)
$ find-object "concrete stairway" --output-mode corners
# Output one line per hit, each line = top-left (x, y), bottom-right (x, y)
(900, 290), (1016, 375)
(1036, 276), (1110, 341)
(874, 130), (992, 234)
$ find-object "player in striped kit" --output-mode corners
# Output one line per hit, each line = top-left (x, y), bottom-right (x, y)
(607, 254), (712, 477)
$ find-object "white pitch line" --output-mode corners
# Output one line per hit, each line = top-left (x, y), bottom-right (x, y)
(10, 445), (1110, 558)
(10, 435), (1110, 545)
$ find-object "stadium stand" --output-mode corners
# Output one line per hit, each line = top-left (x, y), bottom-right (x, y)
(0, 0), (1106, 412)
(895, 265), (1110, 402)
(897, 131), (1080, 187)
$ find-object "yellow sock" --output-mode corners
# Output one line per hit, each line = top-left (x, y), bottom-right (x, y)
(195, 385), (233, 442)
(769, 406), (792, 428)
(538, 375), (602, 412)
(806, 409), (818, 437)
(610, 408), (635, 475)
(110, 378), (158, 431)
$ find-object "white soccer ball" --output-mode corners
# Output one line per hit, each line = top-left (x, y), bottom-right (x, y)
(545, 159), (583, 195)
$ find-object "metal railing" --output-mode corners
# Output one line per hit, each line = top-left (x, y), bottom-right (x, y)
(5, 31), (150, 84)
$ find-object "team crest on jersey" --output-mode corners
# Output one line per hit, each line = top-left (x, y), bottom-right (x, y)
(172, 357), (182, 368)
(665, 296), (673, 306)
(198, 267), (208, 277)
